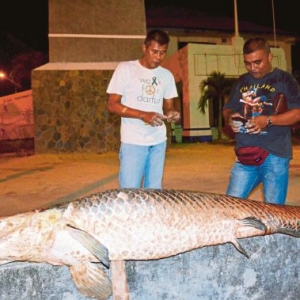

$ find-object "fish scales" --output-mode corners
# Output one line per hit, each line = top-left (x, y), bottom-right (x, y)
(63, 189), (300, 260)
(1, 188), (300, 299)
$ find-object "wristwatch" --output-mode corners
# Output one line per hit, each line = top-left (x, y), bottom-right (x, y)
(266, 116), (272, 127)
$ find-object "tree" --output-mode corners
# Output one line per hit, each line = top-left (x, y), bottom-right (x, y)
(9, 51), (48, 92)
(198, 71), (236, 141)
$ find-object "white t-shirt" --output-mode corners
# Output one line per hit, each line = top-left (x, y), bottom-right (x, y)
(107, 60), (178, 146)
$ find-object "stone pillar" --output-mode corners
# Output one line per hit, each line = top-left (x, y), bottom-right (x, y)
(32, 0), (146, 153)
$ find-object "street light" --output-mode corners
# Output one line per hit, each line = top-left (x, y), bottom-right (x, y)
(0, 71), (22, 93)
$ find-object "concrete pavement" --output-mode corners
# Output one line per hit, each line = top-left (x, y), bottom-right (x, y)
(1, 142), (300, 217)
(1, 142), (300, 299)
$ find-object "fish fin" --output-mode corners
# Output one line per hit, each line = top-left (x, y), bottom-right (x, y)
(69, 261), (112, 300)
(277, 228), (300, 237)
(231, 240), (249, 258)
(233, 217), (267, 258)
(66, 224), (110, 268)
(111, 260), (130, 299)
(239, 217), (267, 232)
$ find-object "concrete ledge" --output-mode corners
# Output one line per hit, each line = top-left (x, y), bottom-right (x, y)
(1, 234), (299, 299)
(0, 262), (89, 299)
(35, 62), (119, 70)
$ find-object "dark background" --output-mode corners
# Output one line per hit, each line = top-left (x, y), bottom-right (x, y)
(1, 1), (299, 52)
(0, 1), (48, 53)
(145, 0), (300, 69)
(0, 0), (300, 85)
(145, 0), (300, 35)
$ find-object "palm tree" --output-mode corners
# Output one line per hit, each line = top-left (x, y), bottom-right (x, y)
(198, 71), (236, 141)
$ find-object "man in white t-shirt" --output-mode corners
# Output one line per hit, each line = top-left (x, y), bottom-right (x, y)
(107, 29), (180, 188)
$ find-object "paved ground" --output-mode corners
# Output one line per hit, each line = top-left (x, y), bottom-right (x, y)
(1, 142), (300, 217)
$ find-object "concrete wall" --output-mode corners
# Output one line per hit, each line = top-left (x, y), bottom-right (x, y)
(48, 0), (146, 62)
(1, 234), (299, 299)
(32, 0), (147, 153)
(32, 63), (120, 153)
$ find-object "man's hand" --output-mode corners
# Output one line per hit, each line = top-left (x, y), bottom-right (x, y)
(245, 115), (268, 134)
(164, 110), (181, 123)
(149, 113), (165, 126)
(140, 112), (165, 126)
(230, 113), (247, 133)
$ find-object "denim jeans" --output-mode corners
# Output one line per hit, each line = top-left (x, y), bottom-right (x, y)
(119, 141), (167, 189)
(226, 153), (290, 205)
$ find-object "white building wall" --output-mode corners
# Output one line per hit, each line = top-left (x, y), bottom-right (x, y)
(164, 40), (287, 142)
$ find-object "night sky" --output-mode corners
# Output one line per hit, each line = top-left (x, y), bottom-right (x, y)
(0, 0), (300, 68)
(0, 0), (48, 52)
(145, 0), (300, 70)
(146, 0), (300, 35)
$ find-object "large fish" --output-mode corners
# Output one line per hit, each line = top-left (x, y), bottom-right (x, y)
(0, 189), (300, 299)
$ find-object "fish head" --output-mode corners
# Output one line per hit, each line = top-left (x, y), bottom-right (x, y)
(0, 209), (63, 264)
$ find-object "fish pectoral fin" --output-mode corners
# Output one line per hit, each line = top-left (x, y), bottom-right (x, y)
(231, 239), (249, 258)
(239, 217), (267, 232)
(69, 261), (112, 300)
(66, 224), (110, 268)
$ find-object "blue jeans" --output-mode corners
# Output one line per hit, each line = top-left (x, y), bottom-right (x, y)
(119, 141), (167, 189)
(226, 153), (290, 205)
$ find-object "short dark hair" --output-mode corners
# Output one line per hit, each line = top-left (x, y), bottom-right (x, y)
(144, 29), (170, 47)
(243, 37), (271, 55)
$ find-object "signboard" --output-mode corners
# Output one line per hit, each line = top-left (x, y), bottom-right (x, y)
(0, 90), (34, 141)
